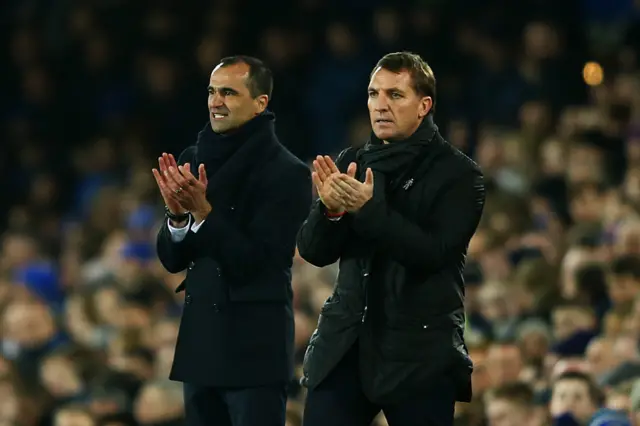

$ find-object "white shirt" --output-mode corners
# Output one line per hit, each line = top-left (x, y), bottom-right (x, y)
(167, 216), (206, 242)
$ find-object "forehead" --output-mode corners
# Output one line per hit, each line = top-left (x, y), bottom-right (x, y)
(209, 63), (250, 88)
(488, 345), (519, 358)
(488, 399), (522, 414)
(554, 379), (588, 394)
(368, 67), (414, 90)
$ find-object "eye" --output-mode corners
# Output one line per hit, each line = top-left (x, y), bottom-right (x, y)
(223, 89), (234, 96)
(368, 91), (377, 98)
(391, 92), (402, 99)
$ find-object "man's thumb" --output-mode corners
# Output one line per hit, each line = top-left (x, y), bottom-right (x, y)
(347, 162), (357, 177)
(199, 164), (208, 184)
(365, 168), (374, 184)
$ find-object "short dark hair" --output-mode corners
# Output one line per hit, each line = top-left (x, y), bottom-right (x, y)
(372, 52), (437, 113)
(553, 371), (604, 406)
(488, 382), (535, 409)
(218, 55), (273, 99)
(611, 255), (640, 279)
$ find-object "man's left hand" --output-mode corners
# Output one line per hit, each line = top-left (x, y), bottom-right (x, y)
(330, 167), (374, 213)
(166, 163), (212, 223)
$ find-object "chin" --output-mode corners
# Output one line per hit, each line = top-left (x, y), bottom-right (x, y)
(210, 121), (231, 134)
(373, 129), (397, 141)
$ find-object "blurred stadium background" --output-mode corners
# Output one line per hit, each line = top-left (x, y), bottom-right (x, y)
(3, 0), (640, 425)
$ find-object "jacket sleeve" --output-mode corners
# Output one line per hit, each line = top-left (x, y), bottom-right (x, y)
(351, 171), (485, 272)
(156, 221), (195, 273)
(155, 146), (197, 273)
(296, 201), (351, 267)
(295, 148), (355, 267)
(187, 164), (312, 280)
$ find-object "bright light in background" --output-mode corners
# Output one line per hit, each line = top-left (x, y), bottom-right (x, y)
(583, 61), (604, 86)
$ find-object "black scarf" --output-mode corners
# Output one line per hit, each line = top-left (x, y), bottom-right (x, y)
(355, 115), (438, 196)
(195, 110), (276, 176)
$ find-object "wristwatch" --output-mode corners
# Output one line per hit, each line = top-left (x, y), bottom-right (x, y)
(165, 205), (190, 222)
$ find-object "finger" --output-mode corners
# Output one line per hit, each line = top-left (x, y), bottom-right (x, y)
(180, 163), (193, 179)
(179, 164), (199, 188)
(177, 166), (203, 195)
(313, 159), (328, 182)
(163, 168), (182, 194)
(334, 189), (352, 207)
(316, 156), (333, 177)
(199, 164), (208, 187)
(347, 162), (357, 178)
(311, 171), (323, 191)
(162, 153), (172, 170)
(324, 156), (339, 174)
(169, 166), (188, 189)
(158, 156), (169, 173)
(152, 169), (167, 191)
(335, 178), (359, 194)
(336, 181), (363, 203)
(180, 163), (206, 192)
(365, 168), (374, 185)
(168, 154), (178, 168)
(330, 179), (356, 201)
(335, 174), (362, 190)
(153, 169), (179, 201)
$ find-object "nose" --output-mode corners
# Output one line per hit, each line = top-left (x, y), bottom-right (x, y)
(374, 94), (389, 111)
(209, 92), (224, 109)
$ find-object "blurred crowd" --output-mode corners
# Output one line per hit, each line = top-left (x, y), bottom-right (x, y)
(4, 0), (640, 425)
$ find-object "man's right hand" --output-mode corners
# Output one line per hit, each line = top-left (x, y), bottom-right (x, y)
(152, 153), (189, 226)
(312, 155), (356, 214)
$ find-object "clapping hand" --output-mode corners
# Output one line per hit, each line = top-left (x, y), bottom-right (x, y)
(169, 163), (211, 224)
(330, 165), (374, 213)
(312, 155), (356, 215)
(153, 154), (212, 224)
(152, 153), (188, 223)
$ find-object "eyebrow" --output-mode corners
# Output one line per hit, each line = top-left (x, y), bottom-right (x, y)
(368, 87), (404, 93)
(207, 85), (239, 95)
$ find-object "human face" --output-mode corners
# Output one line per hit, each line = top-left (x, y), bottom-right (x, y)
(607, 274), (639, 307)
(207, 62), (267, 133)
(367, 67), (432, 142)
(54, 411), (95, 426)
(550, 379), (597, 422)
(485, 344), (523, 386)
(486, 399), (530, 426)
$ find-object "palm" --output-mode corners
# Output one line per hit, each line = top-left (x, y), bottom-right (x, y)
(312, 155), (344, 212)
(155, 153), (186, 214)
(317, 177), (341, 210)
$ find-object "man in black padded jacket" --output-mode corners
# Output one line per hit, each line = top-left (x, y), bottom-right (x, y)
(152, 55), (312, 426)
(297, 52), (485, 426)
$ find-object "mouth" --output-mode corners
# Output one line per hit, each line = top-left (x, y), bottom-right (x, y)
(211, 113), (228, 120)
(375, 118), (393, 124)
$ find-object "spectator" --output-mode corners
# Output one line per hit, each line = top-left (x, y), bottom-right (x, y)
(484, 382), (541, 426)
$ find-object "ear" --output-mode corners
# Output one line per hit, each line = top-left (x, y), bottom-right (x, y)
(418, 96), (433, 118)
(255, 95), (269, 113)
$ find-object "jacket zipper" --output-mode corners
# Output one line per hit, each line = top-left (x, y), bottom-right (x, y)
(362, 271), (370, 323)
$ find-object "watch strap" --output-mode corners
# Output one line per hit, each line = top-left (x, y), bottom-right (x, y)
(165, 206), (190, 222)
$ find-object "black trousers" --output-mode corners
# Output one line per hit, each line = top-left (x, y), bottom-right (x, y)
(303, 345), (456, 426)
(183, 383), (287, 426)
